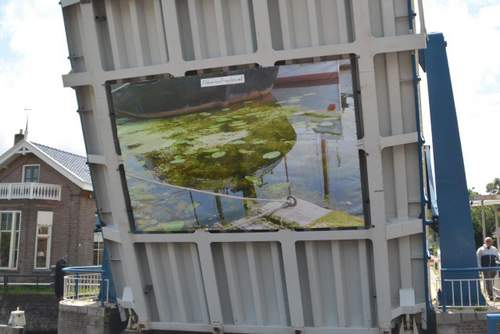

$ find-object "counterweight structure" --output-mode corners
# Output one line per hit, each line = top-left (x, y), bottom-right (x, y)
(61, 0), (428, 332)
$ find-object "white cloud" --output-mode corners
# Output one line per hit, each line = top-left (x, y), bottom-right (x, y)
(422, 1), (500, 193)
(0, 0), (85, 156)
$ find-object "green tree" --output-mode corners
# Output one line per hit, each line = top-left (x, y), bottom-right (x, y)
(469, 188), (498, 247)
(470, 204), (497, 248)
(486, 178), (500, 195)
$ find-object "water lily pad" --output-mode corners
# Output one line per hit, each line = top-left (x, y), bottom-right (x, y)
(231, 140), (246, 145)
(263, 151), (281, 159)
(199, 112), (211, 116)
(211, 151), (226, 159)
(215, 117), (231, 123)
(239, 149), (254, 154)
(206, 125), (221, 132)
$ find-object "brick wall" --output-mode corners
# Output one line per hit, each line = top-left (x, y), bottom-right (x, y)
(0, 153), (96, 277)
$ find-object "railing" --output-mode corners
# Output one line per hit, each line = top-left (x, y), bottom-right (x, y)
(63, 266), (109, 304)
(436, 267), (500, 311)
(0, 183), (61, 201)
(0, 274), (53, 287)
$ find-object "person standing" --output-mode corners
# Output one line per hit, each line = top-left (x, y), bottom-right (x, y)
(477, 237), (500, 300)
(54, 256), (68, 300)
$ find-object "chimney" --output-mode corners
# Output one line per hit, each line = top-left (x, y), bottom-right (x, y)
(14, 130), (24, 145)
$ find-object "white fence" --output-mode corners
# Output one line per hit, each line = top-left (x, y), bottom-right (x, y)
(0, 183), (61, 201)
(435, 274), (500, 309)
(63, 273), (109, 303)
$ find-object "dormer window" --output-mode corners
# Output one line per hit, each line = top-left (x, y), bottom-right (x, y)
(22, 165), (40, 183)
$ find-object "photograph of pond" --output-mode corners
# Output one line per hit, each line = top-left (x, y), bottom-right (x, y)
(110, 61), (366, 232)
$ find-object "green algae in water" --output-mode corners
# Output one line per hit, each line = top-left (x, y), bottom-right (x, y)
(303, 111), (341, 119)
(142, 221), (186, 232)
(230, 121), (247, 127)
(311, 211), (364, 228)
(139, 101), (298, 191)
(215, 117), (231, 123)
(251, 139), (267, 145)
(244, 175), (262, 186)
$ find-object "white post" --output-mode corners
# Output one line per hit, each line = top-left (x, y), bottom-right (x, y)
(481, 200), (486, 241)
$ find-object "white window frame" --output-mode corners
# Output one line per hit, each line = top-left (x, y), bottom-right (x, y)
(33, 211), (53, 270)
(93, 232), (104, 266)
(21, 164), (40, 183)
(0, 211), (22, 270)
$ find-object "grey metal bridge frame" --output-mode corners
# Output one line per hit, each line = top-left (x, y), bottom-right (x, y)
(60, 0), (427, 332)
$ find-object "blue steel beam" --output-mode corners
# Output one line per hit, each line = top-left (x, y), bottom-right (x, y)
(420, 33), (483, 306)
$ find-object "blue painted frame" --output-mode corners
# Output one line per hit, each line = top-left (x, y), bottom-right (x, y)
(420, 33), (483, 306)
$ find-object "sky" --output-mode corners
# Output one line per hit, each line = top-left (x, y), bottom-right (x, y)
(0, 0), (499, 193)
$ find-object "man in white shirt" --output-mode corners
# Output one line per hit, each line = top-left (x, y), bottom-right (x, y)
(476, 237), (500, 300)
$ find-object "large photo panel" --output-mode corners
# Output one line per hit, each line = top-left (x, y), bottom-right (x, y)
(110, 60), (366, 232)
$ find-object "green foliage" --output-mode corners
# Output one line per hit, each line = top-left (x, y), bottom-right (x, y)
(0, 286), (52, 295)
(469, 178), (500, 248)
(486, 178), (500, 194)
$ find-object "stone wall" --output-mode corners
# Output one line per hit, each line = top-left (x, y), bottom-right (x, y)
(58, 301), (124, 334)
(0, 294), (58, 332)
(436, 311), (491, 334)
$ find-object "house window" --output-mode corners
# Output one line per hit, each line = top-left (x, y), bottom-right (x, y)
(93, 232), (104, 266)
(22, 165), (40, 183)
(34, 211), (53, 269)
(0, 211), (21, 269)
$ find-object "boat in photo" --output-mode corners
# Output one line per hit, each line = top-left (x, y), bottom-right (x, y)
(111, 67), (279, 119)
(274, 62), (339, 88)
